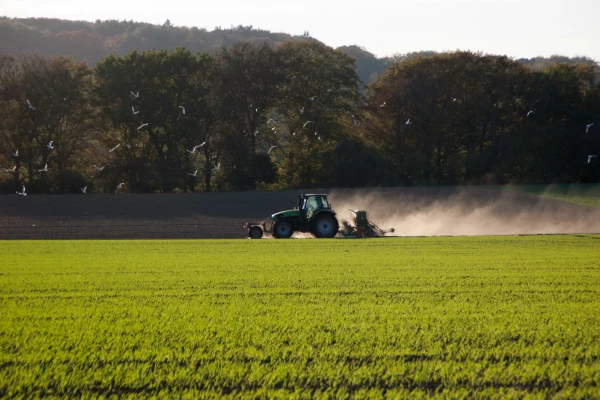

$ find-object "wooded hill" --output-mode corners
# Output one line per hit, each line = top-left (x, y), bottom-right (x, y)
(1, 17), (597, 85)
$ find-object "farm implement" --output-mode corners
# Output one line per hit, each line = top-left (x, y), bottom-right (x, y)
(245, 193), (394, 239)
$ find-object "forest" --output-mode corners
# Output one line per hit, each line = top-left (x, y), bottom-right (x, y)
(0, 18), (599, 194)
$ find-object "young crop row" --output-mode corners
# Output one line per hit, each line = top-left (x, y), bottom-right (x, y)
(1, 236), (599, 398)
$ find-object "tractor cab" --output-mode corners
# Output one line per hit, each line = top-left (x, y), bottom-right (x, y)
(299, 194), (331, 220)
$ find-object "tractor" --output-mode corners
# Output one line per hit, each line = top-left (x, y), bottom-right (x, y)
(245, 194), (339, 239)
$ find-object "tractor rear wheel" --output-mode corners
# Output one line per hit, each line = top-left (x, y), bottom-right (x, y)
(312, 213), (339, 238)
(273, 220), (294, 239)
(248, 226), (263, 239)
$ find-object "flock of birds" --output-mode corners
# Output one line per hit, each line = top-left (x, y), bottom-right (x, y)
(6, 96), (598, 196)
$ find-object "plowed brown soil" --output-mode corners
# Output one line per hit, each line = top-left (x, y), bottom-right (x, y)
(1, 187), (599, 239)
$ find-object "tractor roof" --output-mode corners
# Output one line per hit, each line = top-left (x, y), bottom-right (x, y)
(300, 193), (328, 197)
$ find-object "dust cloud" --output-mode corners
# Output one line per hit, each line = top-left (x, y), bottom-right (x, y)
(328, 186), (600, 236)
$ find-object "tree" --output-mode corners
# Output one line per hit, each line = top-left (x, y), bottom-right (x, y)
(93, 48), (213, 192)
(0, 54), (95, 193)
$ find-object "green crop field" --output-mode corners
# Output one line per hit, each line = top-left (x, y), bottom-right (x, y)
(1, 237), (600, 398)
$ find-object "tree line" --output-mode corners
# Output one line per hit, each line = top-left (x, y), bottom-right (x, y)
(1, 42), (599, 194)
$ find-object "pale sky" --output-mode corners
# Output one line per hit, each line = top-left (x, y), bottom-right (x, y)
(2, 0), (599, 60)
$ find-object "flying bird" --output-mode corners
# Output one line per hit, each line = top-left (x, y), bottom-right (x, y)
(116, 182), (125, 190)
(303, 121), (315, 128)
(109, 144), (121, 153)
(11, 150), (19, 157)
(406, 118), (412, 125)
(26, 100), (36, 111)
(81, 186), (87, 194)
(47, 141), (54, 150)
(5, 166), (16, 173)
(527, 110), (534, 117)
(310, 96), (317, 101)
(93, 164), (105, 171)
(179, 106), (186, 114)
(187, 170), (199, 177)
(271, 127), (277, 132)
(137, 123), (148, 131)
(254, 130), (259, 136)
(267, 118), (278, 124)
(132, 106), (139, 115)
(299, 107), (305, 114)
(16, 185), (27, 196)
(586, 123), (594, 133)
(268, 146), (277, 153)
(130, 91), (139, 99)
(452, 98), (457, 102)
(380, 102), (387, 107)
(38, 163), (48, 172)
(589, 155), (597, 164)
(213, 162), (221, 171)
(292, 132), (297, 136)
(346, 111), (357, 125)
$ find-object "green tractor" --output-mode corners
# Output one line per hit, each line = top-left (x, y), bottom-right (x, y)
(245, 194), (339, 239)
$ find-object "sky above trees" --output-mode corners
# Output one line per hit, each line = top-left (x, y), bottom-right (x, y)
(2, 0), (599, 60)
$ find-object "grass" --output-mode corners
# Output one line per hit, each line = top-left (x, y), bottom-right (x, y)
(1, 237), (600, 398)
(503, 183), (600, 209)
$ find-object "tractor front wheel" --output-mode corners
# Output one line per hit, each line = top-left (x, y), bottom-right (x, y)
(312, 214), (339, 238)
(273, 220), (294, 239)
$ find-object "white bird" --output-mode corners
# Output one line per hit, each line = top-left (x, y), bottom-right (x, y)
(179, 106), (186, 114)
(317, 136), (322, 141)
(254, 130), (259, 136)
(310, 96), (317, 101)
(81, 186), (87, 194)
(116, 182), (125, 190)
(186, 148), (197, 154)
(5, 166), (16, 173)
(26, 100), (36, 111)
(267, 118), (278, 124)
(213, 162), (221, 171)
(268, 146), (277, 153)
(271, 127), (277, 132)
(132, 106), (139, 115)
(38, 163), (48, 172)
(452, 98), (457, 102)
(299, 107), (305, 114)
(93, 164), (105, 171)
(314, 131), (318, 136)
(292, 132), (296, 136)
(346, 111), (357, 125)
(527, 110), (534, 117)
(195, 142), (206, 150)
(406, 118), (412, 125)
(109, 144), (121, 153)
(586, 123), (594, 133)
(137, 123), (148, 131)
(303, 121), (315, 128)
(12, 150), (19, 157)
(47, 141), (54, 150)
(187, 170), (199, 177)
(16, 185), (27, 196)
(380, 102), (387, 107)
(130, 91), (139, 99)
(589, 155), (597, 164)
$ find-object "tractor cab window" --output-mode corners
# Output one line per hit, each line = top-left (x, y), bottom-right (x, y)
(303, 196), (328, 212)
